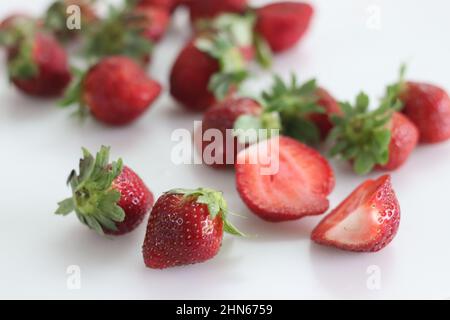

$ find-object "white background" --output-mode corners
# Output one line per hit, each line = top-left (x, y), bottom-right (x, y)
(0, 0), (449, 299)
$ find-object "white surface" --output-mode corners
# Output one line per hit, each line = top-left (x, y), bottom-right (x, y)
(1, 0), (450, 300)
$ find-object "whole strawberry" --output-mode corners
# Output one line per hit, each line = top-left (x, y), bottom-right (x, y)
(385, 66), (450, 143)
(61, 56), (162, 126)
(255, 1), (314, 53)
(3, 21), (71, 97)
(200, 97), (263, 168)
(44, 0), (97, 42)
(188, 0), (248, 25)
(142, 188), (243, 269)
(134, 5), (170, 42)
(312, 175), (400, 252)
(170, 14), (267, 111)
(234, 75), (341, 146)
(56, 146), (154, 236)
(329, 92), (418, 174)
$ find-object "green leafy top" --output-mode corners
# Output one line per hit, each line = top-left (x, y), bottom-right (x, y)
(328, 92), (402, 175)
(195, 13), (272, 100)
(382, 64), (407, 105)
(167, 188), (245, 237)
(83, 4), (152, 63)
(0, 18), (38, 80)
(55, 146), (125, 235)
(59, 67), (90, 118)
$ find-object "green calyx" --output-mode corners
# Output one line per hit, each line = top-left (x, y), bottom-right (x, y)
(233, 112), (281, 145)
(83, 5), (152, 62)
(261, 74), (325, 145)
(55, 146), (125, 235)
(0, 19), (39, 80)
(59, 67), (89, 118)
(167, 188), (245, 237)
(328, 92), (402, 175)
(195, 13), (272, 100)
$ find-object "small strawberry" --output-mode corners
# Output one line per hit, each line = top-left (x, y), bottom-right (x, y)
(134, 5), (170, 42)
(385, 66), (450, 144)
(188, 0), (248, 25)
(83, 4), (153, 63)
(234, 75), (340, 146)
(142, 188), (243, 269)
(311, 175), (400, 252)
(200, 97), (263, 168)
(61, 56), (162, 126)
(2, 21), (71, 97)
(255, 1), (314, 53)
(329, 92), (418, 175)
(56, 146), (154, 236)
(235, 136), (335, 222)
(43, 0), (97, 42)
(170, 14), (259, 111)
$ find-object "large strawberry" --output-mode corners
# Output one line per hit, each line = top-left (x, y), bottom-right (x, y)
(188, 0), (248, 25)
(329, 92), (418, 175)
(234, 75), (341, 146)
(142, 188), (243, 269)
(255, 1), (314, 53)
(43, 0), (97, 42)
(83, 4), (154, 63)
(56, 146), (154, 236)
(312, 175), (400, 252)
(385, 66), (450, 143)
(2, 21), (71, 97)
(170, 14), (259, 111)
(200, 97), (263, 168)
(61, 56), (162, 126)
(235, 136), (335, 222)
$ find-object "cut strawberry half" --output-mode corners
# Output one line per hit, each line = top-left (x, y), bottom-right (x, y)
(311, 175), (400, 252)
(235, 136), (334, 222)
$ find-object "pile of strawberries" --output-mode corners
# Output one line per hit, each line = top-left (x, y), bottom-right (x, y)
(2, 0), (450, 269)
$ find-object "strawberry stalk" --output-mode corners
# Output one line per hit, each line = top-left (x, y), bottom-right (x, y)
(55, 146), (125, 235)
(328, 92), (402, 175)
(166, 188), (245, 237)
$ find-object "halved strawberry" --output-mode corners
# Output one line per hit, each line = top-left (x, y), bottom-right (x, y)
(235, 136), (335, 222)
(311, 175), (400, 252)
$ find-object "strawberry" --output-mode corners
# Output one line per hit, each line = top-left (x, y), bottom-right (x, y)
(61, 56), (162, 126)
(83, 4), (153, 63)
(329, 92), (418, 175)
(170, 14), (259, 111)
(235, 136), (335, 222)
(200, 97), (263, 168)
(3, 22), (71, 97)
(56, 146), (154, 236)
(142, 188), (243, 269)
(134, 5), (170, 42)
(385, 66), (450, 143)
(0, 14), (32, 33)
(234, 75), (340, 146)
(188, 0), (248, 25)
(44, 0), (97, 42)
(255, 1), (314, 53)
(311, 175), (400, 252)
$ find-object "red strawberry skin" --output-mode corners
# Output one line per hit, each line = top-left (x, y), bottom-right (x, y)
(136, 6), (170, 42)
(378, 112), (418, 171)
(138, 0), (178, 12)
(201, 97), (262, 168)
(170, 40), (219, 111)
(236, 136), (335, 222)
(142, 193), (223, 269)
(400, 82), (450, 143)
(255, 2), (314, 53)
(9, 33), (71, 97)
(83, 56), (162, 126)
(108, 166), (154, 236)
(308, 87), (341, 139)
(311, 175), (400, 252)
(188, 0), (248, 24)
